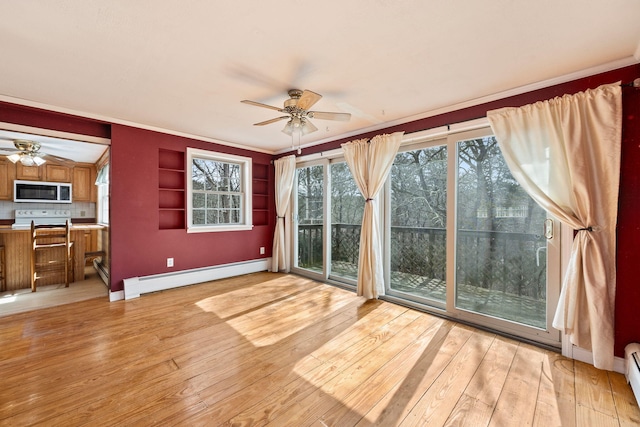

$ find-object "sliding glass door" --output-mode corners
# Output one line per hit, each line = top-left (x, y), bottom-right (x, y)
(385, 128), (560, 344)
(292, 127), (561, 346)
(330, 162), (364, 283)
(453, 131), (557, 335)
(293, 163), (324, 275)
(388, 145), (447, 304)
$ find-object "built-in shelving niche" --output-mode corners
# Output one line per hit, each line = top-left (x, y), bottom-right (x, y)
(158, 149), (186, 230)
(252, 163), (269, 227)
(158, 152), (270, 230)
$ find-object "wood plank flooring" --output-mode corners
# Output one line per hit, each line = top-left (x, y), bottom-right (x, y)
(0, 267), (107, 317)
(1, 272), (638, 426)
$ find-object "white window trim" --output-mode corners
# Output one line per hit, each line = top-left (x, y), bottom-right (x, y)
(186, 147), (253, 233)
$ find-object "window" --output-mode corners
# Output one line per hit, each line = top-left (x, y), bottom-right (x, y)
(96, 164), (109, 225)
(186, 148), (252, 232)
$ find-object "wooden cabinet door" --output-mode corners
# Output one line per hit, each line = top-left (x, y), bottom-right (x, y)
(16, 163), (41, 180)
(45, 164), (71, 182)
(0, 160), (14, 200)
(73, 165), (93, 201)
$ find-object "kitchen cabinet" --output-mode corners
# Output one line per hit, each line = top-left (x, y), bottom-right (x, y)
(0, 225), (107, 291)
(72, 164), (96, 202)
(16, 163), (41, 180)
(8, 161), (97, 202)
(44, 163), (71, 182)
(0, 160), (15, 200)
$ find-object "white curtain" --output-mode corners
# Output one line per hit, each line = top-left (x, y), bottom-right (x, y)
(342, 132), (404, 299)
(487, 82), (622, 370)
(271, 155), (296, 272)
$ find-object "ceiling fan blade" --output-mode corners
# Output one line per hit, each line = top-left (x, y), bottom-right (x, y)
(254, 116), (290, 126)
(241, 99), (284, 112)
(309, 111), (352, 121)
(42, 153), (75, 166)
(297, 90), (322, 110)
(302, 120), (318, 135)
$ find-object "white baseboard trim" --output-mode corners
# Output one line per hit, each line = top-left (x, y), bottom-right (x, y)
(569, 345), (626, 374)
(93, 258), (110, 287)
(123, 258), (271, 300)
(109, 290), (124, 302)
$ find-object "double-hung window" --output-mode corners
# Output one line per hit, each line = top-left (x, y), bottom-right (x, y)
(186, 148), (252, 232)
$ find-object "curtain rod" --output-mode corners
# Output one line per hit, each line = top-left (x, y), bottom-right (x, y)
(621, 77), (640, 88)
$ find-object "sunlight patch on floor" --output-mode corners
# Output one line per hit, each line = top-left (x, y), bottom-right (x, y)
(0, 295), (17, 304)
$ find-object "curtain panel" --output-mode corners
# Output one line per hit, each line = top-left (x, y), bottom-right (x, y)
(342, 132), (403, 299)
(487, 82), (622, 370)
(271, 155), (296, 273)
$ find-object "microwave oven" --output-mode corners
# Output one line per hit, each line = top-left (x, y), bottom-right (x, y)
(14, 180), (72, 203)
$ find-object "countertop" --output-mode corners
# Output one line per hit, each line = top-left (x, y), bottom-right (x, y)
(0, 224), (107, 232)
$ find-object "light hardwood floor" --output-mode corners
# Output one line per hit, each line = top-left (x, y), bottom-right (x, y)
(0, 267), (107, 317)
(1, 272), (638, 426)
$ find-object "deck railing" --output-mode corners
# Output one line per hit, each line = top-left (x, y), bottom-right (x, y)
(297, 223), (546, 300)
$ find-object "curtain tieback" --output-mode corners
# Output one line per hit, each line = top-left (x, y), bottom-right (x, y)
(365, 198), (374, 202)
(276, 215), (285, 219)
(577, 226), (593, 232)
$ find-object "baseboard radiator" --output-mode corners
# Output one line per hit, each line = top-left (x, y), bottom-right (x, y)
(123, 258), (270, 300)
(625, 343), (640, 407)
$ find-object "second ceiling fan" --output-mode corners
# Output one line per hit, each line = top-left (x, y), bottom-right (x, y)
(241, 89), (351, 136)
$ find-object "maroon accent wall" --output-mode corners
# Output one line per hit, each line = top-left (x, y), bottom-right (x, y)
(0, 101), (110, 139)
(287, 64), (640, 358)
(109, 124), (274, 292)
(615, 71), (640, 357)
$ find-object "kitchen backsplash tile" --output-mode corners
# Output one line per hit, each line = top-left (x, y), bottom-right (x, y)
(0, 201), (96, 219)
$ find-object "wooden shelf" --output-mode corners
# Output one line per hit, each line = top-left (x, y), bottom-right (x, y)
(253, 210), (268, 227)
(159, 210), (185, 230)
(159, 189), (185, 210)
(159, 169), (185, 190)
(159, 149), (185, 170)
(253, 163), (269, 181)
(158, 149), (186, 230)
(251, 163), (271, 226)
(253, 194), (268, 210)
(252, 179), (268, 195)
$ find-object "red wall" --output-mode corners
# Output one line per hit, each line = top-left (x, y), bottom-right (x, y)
(0, 102), (110, 139)
(109, 124), (274, 292)
(287, 64), (640, 358)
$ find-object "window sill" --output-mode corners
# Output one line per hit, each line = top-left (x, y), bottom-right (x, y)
(187, 224), (254, 233)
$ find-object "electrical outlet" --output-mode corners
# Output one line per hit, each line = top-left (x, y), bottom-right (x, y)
(260, 247), (265, 255)
(167, 257), (174, 267)
(80, 210), (86, 217)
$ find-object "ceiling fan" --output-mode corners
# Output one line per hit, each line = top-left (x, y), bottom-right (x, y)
(0, 139), (73, 167)
(241, 89), (351, 137)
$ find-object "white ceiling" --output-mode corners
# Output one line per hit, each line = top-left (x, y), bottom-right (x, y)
(0, 1), (639, 155)
(0, 129), (108, 164)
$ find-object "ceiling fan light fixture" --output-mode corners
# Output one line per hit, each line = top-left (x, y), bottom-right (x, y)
(32, 156), (46, 166)
(7, 153), (20, 163)
(301, 124), (313, 135)
(282, 121), (293, 136)
(19, 155), (35, 167)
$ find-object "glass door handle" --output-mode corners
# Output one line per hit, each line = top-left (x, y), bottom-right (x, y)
(544, 219), (553, 239)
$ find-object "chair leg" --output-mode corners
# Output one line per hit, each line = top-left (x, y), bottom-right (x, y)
(31, 250), (36, 292)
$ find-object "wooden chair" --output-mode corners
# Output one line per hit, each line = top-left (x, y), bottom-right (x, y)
(30, 221), (74, 292)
